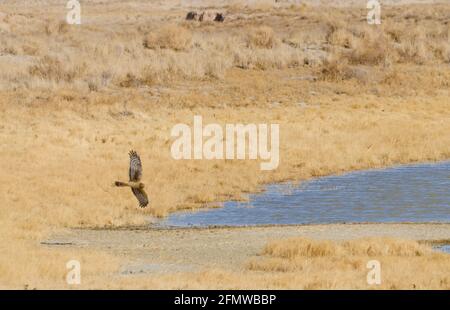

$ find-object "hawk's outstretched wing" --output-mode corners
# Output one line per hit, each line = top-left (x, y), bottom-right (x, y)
(131, 188), (149, 208)
(128, 150), (142, 182)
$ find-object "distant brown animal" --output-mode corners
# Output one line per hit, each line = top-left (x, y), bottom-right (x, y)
(187, 11), (224, 22)
(214, 13), (225, 22)
(186, 11), (198, 21)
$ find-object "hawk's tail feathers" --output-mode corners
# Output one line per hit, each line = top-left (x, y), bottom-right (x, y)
(115, 181), (129, 187)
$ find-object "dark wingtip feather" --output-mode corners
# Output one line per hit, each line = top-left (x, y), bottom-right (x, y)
(129, 150), (140, 160)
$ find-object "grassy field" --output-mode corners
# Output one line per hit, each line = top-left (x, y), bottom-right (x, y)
(0, 0), (449, 289)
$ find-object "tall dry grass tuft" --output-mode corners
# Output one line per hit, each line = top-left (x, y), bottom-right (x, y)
(263, 237), (433, 259)
(264, 238), (337, 258)
(28, 56), (86, 83)
(348, 28), (392, 65)
(143, 25), (192, 51)
(341, 238), (433, 257)
(44, 20), (69, 36)
(246, 26), (279, 49)
(395, 29), (430, 64)
(319, 56), (352, 81)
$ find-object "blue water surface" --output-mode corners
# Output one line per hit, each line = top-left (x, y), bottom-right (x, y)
(155, 161), (450, 228)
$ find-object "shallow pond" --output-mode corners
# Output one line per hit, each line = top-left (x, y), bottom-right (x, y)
(155, 161), (450, 228)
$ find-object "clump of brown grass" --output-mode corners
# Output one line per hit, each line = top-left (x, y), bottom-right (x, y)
(394, 29), (430, 65)
(264, 237), (337, 258)
(118, 47), (233, 86)
(328, 28), (354, 48)
(348, 28), (392, 65)
(233, 44), (304, 70)
(318, 56), (352, 81)
(342, 238), (433, 257)
(44, 20), (69, 36)
(437, 43), (450, 63)
(326, 23), (394, 65)
(246, 26), (279, 49)
(263, 237), (433, 259)
(28, 56), (86, 83)
(143, 25), (192, 51)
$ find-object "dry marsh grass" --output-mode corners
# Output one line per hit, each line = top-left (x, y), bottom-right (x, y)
(143, 25), (193, 51)
(0, 0), (449, 289)
(246, 26), (279, 49)
(243, 238), (450, 289)
(260, 237), (434, 259)
(1, 2), (449, 89)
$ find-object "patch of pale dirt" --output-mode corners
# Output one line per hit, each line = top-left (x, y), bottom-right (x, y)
(43, 223), (450, 275)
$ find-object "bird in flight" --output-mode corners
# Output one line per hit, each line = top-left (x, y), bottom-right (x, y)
(115, 150), (149, 208)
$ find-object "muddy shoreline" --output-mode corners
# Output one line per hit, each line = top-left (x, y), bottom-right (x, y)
(44, 223), (450, 275)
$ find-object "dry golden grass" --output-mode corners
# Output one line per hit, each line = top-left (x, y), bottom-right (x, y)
(260, 237), (434, 259)
(1, 2), (448, 89)
(143, 25), (193, 51)
(1, 84), (448, 288)
(0, 241), (120, 290)
(246, 26), (279, 49)
(243, 238), (450, 289)
(0, 0), (449, 289)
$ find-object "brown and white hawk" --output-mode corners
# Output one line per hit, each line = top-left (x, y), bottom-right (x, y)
(115, 150), (149, 208)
